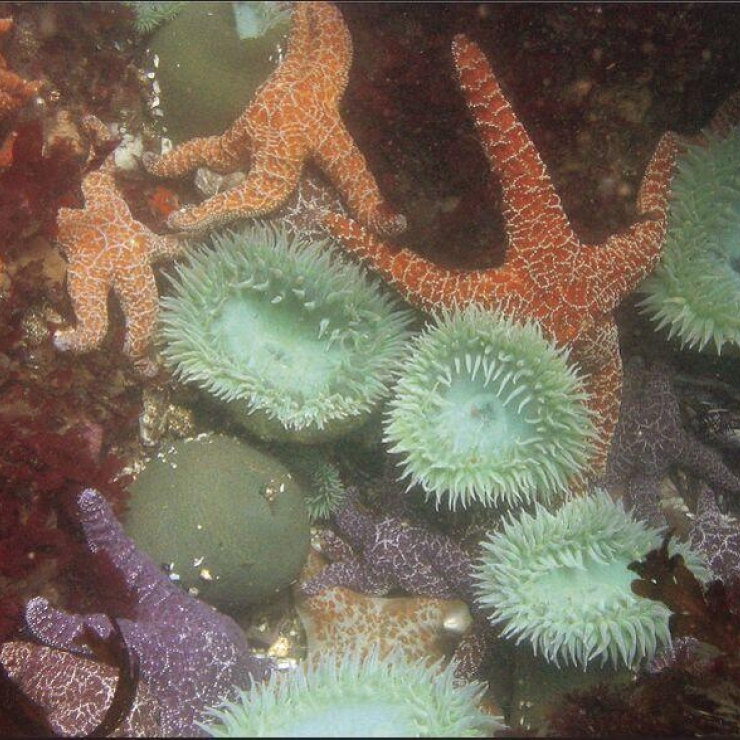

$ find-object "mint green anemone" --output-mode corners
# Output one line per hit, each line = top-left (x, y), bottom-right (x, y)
(384, 306), (597, 510)
(159, 222), (413, 443)
(198, 650), (501, 737)
(474, 489), (709, 669)
(640, 125), (740, 353)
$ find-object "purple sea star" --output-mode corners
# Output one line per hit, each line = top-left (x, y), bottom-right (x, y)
(689, 487), (740, 584)
(300, 487), (475, 601)
(0, 640), (163, 736)
(603, 359), (740, 527)
(298, 487), (496, 682)
(23, 488), (273, 737)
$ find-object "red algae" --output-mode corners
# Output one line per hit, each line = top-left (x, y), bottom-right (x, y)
(546, 539), (740, 736)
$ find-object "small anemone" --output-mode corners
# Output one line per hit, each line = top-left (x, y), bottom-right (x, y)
(384, 306), (597, 510)
(276, 444), (348, 522)
(159, 222), (413, 443)
(197, 649), (501, 737)
(123, 1), (186, 33)
(474, 489), (709, 670)
(640, 126), (740, 354)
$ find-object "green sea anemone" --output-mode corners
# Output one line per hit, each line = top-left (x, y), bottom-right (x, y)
(276, 444), (348, 522)
(474, 489), (709, 669)
(125, 434), (310, 614)
(159, 222), (413, 444)
(123, 1), (186, 34)
(198, 649), (501, 737)
(384, 306), (597, 510)
(639, 125), (740, 354)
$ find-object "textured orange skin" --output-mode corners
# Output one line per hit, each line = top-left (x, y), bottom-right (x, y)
(143, 2), (405, 237)
(54, 154), (182, 376)
(0, 18), (40, 122)
(294, 552), (468, 668)
(324, 35), (680, 475)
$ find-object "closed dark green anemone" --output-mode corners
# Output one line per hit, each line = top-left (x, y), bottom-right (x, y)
(640, 126), (740, 354)
(125, 434), (310, 614)
(146, 2), (290, 142)
(474, 489), (709, 670)
(159, 222), (413, 443)
(198, 649), (502, 737)
(384, 306), (597, 510)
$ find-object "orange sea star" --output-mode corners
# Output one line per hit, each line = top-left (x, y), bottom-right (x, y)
(54, 128), (182, 376)
(143, 1), (405, 237)
(323, 35), (680, 474)
(0, 18), (40, 122)
(294, 551), (471, 669)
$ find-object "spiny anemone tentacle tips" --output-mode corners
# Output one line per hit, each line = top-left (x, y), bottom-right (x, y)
(640, 125), (740, 354)
(474, 489), (709, 670)
(385, 306), (598, 510)
(159, 221), (413, 442)
(198, 648), (502, 737)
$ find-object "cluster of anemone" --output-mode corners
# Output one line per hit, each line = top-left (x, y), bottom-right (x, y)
(474, 489), (709, 670)
(158, 221), (413, 443)
(640, 125), (740, 354)
(384, 306), (597, 510)
(198, 649), (500, 737)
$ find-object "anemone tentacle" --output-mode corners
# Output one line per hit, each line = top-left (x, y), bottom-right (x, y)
(159, 221), (413, 442)
(640, 126), (740, 353)
(384, 306), (597, 510)
(474, 489), (709, 669)
(198, 648), (501, 737)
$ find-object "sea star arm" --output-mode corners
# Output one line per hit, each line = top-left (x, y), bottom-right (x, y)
(54, 255), (111, 354)
(319, 529), (356, 561)
(305, 1), (351, 100)
(165, 144), (306, 231)
(451, 34), (577, 264)
(333, 487), (383, 551)
(313, 120), (407, 236)
(422, 536), (476, 603)
(452, 616), (494, 682)
(147, 232), (183, 261)
(140, 1), (315, 180)
(142, 131), (251, 178)
(322, 212), (504, 311)
(625, 474), (668, 529)
(113, 253), (160, 375)
(25, 597), (116, 654)
(574, 132), (680, 314)
(571, 321), (622, 476)
(300, 559), (390, 596)
(676, 431), (740, 501)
